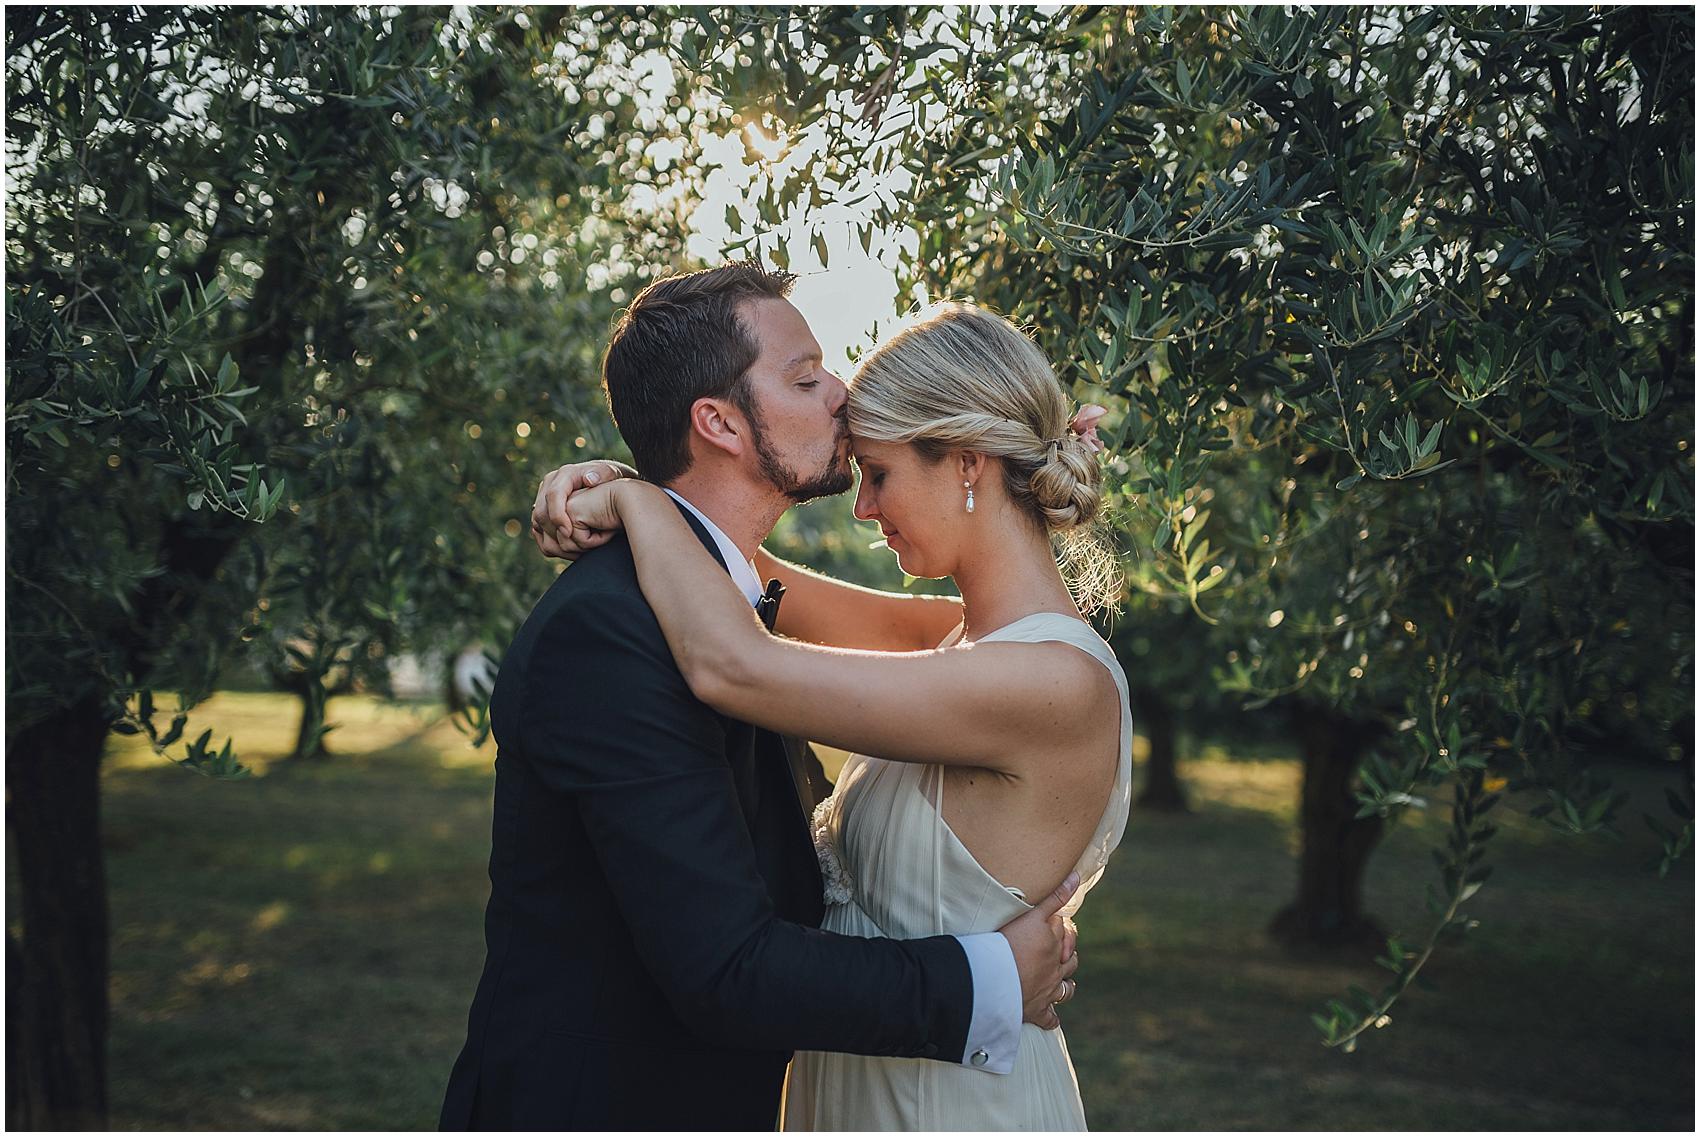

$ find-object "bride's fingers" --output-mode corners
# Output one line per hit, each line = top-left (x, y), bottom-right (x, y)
(558, 522), (586, 550)
(543, 471), (578, 533)
(534, 491), (561, 539)
(538, 515), (585, 558)
(567, 511), (619, 550)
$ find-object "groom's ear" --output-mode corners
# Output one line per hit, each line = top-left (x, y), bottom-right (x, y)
(688, 396), (748, 460)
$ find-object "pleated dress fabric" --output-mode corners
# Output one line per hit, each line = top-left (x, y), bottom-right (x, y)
(782, 612), (1133, 1132)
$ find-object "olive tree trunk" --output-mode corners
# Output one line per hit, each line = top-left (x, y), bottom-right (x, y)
(1268, 702), (1388, 951)
(1133, 687), (1189, 812)
(6, 697), (112, 1130)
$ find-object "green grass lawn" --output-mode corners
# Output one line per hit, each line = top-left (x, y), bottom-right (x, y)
(69, 693), (1694, 1129)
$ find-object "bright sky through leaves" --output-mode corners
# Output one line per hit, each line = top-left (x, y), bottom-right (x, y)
(686, 125), (921, 373)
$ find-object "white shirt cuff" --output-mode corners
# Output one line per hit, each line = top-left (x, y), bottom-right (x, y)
(954, 932), (1021, 1075)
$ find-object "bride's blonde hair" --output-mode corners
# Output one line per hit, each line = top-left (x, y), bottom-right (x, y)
(848, 302), (1123, 618)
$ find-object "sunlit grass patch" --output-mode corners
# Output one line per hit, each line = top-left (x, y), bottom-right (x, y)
(85, 692), (1692, 1130)
(106, 691), (492, 776)
(1175, 749), (1302, 821)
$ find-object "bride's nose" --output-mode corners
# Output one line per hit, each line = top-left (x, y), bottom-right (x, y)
(852, 477), (877, 522)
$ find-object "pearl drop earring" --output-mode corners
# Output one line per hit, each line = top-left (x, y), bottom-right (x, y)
(964, 480), (975, 514)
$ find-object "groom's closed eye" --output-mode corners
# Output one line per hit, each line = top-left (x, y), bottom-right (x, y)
(784, 351), (823, 381)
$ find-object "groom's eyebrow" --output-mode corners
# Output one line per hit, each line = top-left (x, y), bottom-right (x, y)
(782, 350), (821, 370)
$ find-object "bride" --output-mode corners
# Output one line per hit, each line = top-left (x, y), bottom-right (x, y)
(537, 302), (1132, 1130)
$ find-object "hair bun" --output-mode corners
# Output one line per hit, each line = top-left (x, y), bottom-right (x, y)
(847, 299), (1124, 615)
(1028, 437), (1102, 531)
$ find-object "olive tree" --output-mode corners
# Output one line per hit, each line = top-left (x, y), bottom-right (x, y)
(676, 3), (1693, 1049)
(5, 6), (711, 1123)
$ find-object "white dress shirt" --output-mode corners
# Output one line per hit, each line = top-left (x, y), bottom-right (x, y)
(664, 488), (1023, 1074)
(664, 489), (765, 605)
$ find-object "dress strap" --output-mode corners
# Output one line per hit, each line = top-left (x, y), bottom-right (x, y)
(922, 763), (945, 1128)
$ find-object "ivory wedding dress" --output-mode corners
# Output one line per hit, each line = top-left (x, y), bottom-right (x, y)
(782, 612), (1133, 1131)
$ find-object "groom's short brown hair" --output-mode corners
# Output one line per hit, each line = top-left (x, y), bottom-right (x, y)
(601, 261), (796, 483)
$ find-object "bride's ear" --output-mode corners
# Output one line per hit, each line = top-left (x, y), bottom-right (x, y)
(689, 396), (747, 460)
(956, 450), (987, 488)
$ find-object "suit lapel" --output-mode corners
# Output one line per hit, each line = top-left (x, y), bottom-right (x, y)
(672, 498), (731, 572)
(669, 500), (819, 830)
(781, 736), (832, 816)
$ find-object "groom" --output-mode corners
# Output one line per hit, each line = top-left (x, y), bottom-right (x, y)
(439, 263), (1079, 1130)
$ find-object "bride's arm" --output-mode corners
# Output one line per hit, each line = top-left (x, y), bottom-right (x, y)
(530, 457), (963, 651)
(754, 547), (964, 651)
(582, 479), (1111, 774)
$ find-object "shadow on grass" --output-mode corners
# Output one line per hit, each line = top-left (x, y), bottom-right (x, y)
(70, 699), (1694, 1130)
(1068, 753), (1693, 1130)
(95, 716), (496, 1130)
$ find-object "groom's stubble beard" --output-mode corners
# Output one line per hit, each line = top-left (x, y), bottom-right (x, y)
(747, 403), (854, 504)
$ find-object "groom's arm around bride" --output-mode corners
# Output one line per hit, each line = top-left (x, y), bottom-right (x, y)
(439, 514), (1076, 1131)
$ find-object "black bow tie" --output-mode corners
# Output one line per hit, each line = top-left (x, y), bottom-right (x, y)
(755, 577), (785, 632)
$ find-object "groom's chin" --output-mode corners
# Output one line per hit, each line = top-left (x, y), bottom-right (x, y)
(789, 467), (855, 504)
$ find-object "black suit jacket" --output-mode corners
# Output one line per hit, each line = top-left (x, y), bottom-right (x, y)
(440, 506), (974, 1131)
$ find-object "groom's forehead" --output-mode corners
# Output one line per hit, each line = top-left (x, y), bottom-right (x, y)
(741, 297), (819, 362)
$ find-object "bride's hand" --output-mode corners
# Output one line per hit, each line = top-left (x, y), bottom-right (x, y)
(531, 459), (637, 559)
(558, 479), (629, 539)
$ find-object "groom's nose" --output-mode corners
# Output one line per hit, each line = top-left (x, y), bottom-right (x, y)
(825, 371), (848, 415)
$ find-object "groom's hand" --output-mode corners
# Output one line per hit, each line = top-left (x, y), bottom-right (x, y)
(998, 871), (1081, 1032)
(531, 460), (637, 559)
